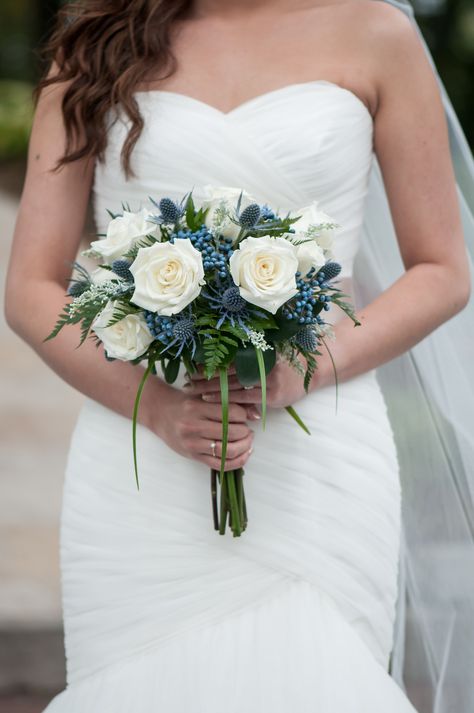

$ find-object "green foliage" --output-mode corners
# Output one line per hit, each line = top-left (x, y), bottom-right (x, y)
(163, 357), (180, 384)
(303, 352), (319, 393)
(200, 326), (239, 378)
(44, 285), (112, 346)
(123, 234), (159, 260)
(105, 300), (140, 328)
(0, 80), (33, 159)
(330, 289), (361, 326)
(234, 345), (276, 387)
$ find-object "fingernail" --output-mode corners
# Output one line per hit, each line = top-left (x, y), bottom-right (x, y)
(202, 394), (213, 401)
(251, 412), (261, 420)
(248, 447), (253, 455)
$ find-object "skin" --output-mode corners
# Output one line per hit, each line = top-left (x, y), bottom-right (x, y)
(4, 0), (471, 469)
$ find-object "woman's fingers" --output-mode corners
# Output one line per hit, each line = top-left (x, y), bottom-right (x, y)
(195, 431), (254, 460)
(198, 400), (249, 423)
(185, 374), (244, 394)
(196, 448), (253, 472)
(201, 387), (263, 404)
(187, 366), (237, 382)
(190, 420), (251, 442)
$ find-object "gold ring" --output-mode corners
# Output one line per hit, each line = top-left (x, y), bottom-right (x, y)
(210, 441), (217, 458)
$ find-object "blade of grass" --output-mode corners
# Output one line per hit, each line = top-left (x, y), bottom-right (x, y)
(132, 360), (154, 490)
(320, 336), (339, 414)
(285, 405), (311, 435)
(255, 347), (267, 430)
(219, 367), (229, 479)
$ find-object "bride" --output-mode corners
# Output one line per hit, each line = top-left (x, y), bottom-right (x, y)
(4, 0), (473, 711)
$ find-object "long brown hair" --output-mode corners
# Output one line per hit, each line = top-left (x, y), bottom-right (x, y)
(35, 0), (192, 178)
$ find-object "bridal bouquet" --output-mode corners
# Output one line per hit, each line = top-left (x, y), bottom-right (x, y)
(46, 186), (359, 537)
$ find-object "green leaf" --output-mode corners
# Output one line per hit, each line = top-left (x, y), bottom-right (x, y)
(320, 337), (339, 413)
(285, 405), (311, 435)
(123, 235), (158, 260)
(248, 313), (278, 331)
(235, 345), (276, 387)
(330, 292), (361, 326)
(303, 352), (318, 393)
(221, 324), (248, 341)
(44, 306), (72, 342)
(105, 301), (141, 328)
(219, 368), (229, 479)
(132, 361), (154, 490)
(185, 193), (196, 230)
(164, 357), (181, 384)
(255, 348), (267, 430)
(268, 316), (302, 343)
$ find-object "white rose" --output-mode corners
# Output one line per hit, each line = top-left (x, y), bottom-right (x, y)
(90, 208), (161, 263)
(229, 235), (298, 314)
(295, 240), (326, 276)
(291, 202), (338, 250)
(129, 238), (205, 315)
(92, 300), (153, 361)
(201, 185), (256, 241)
(90, 267), (119, 285)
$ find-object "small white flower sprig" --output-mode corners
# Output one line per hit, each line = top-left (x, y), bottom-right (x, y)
(45, 188), (361, 537)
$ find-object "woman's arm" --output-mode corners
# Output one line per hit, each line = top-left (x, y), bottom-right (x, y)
(190, 5), (471, 407)
(315, 4), (471, 386)
(4, 72), (254, 470)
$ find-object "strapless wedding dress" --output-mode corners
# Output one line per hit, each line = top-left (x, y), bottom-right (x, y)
(44, 81), (418, 712)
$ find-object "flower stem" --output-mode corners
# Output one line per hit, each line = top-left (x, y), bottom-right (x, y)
(218, 471), (229, 535)
(210, 469), (219, 530)
(226, 470), (242, 537)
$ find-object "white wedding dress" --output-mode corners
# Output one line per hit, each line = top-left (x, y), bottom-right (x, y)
(44, 81), (419, 712)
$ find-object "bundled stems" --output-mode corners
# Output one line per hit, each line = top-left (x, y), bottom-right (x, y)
(213, 468), (247, 536)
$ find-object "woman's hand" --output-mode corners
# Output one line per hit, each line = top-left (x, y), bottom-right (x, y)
(150, 386), (254, 471)
(187, 359), (311, 409)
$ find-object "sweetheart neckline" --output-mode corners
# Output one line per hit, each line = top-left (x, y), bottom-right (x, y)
(133, 80), (374, 124)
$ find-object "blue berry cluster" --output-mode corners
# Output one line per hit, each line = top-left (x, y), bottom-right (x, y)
(284, 267), (332, 324)
(145, 313), (175, 344)
(171, 224), (233, 278)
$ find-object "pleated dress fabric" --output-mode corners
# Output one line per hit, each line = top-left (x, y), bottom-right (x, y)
(43, 81), (418, 712)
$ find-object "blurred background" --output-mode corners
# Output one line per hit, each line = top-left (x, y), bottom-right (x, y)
(0, 0), (473, 711)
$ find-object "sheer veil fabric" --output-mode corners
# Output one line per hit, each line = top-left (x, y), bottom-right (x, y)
(360, 2), (474, 710)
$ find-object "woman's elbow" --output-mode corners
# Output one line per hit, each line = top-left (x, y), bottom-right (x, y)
(451, 265), (471, 315)
(4, 281), (23, 335)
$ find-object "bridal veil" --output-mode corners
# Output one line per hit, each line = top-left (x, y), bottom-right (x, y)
(357, 1), (474, 710)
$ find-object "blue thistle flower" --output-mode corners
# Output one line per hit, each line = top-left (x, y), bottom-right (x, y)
(67, 280), (90, 297)
(239, 203), (261, 228)
(317, 262), (341, 282)
(159, 197), (182, 223)
(295, 327), (318, 352)
(111, 259), (134, 282)
(172, 315), (195, 343)
(260, 204), (276, 221)
(201, 278), (261, 330)
(145, 310), (197, 357)
(221, 286), (247, 313)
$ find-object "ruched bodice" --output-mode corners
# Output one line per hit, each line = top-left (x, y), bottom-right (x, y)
(93, 81), (374, 279)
